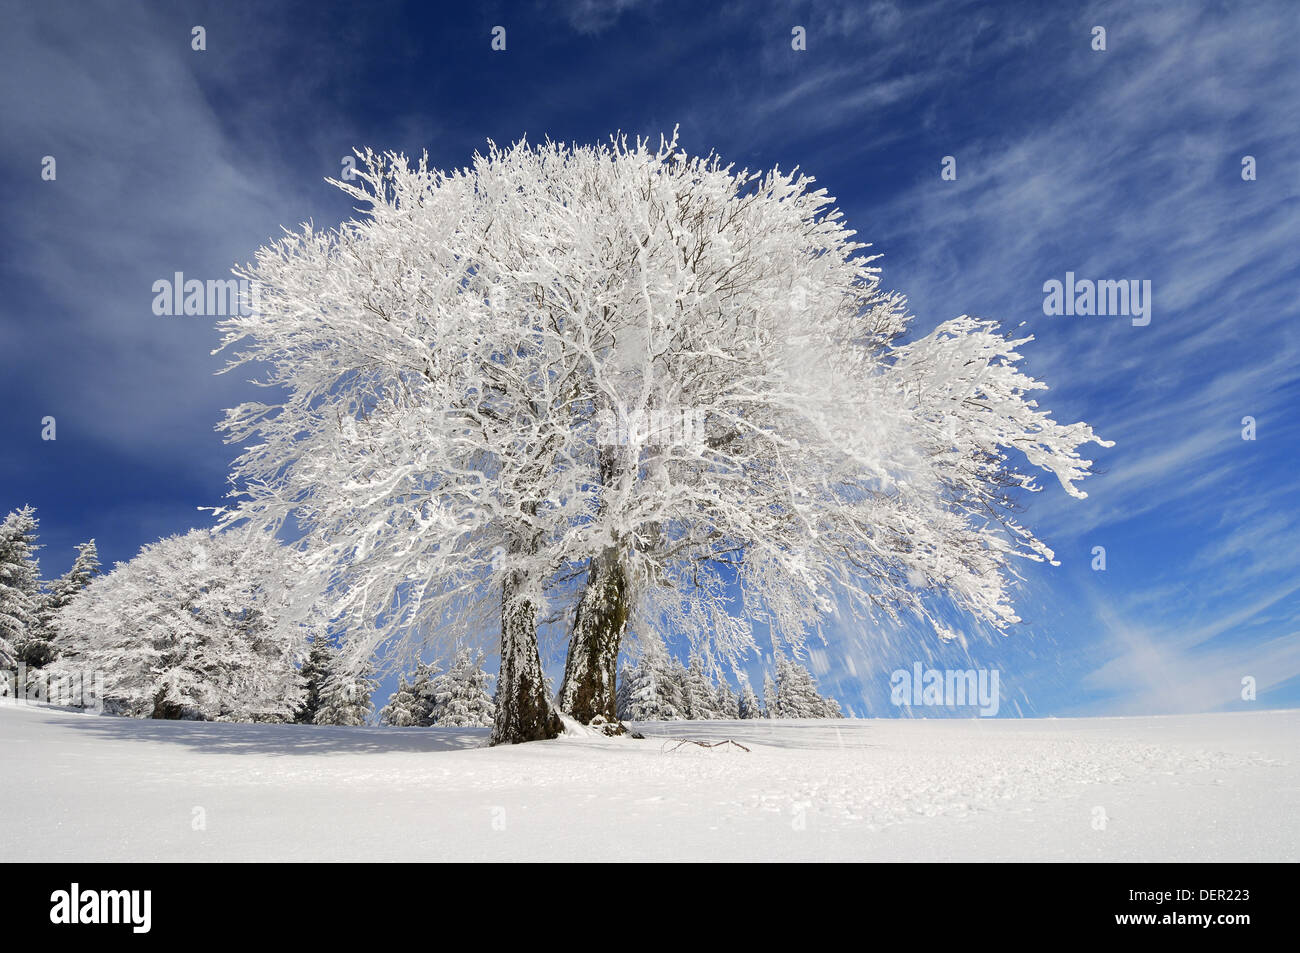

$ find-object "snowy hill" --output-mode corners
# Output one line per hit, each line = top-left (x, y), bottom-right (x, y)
(1, 704), (1294, 862)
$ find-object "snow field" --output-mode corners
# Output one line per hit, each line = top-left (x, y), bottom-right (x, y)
(1, 705), (1293, 862)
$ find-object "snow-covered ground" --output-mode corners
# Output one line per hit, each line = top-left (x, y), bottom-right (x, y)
(1, 703), (1293, 861)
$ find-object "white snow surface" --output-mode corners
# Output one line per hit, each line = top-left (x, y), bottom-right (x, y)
(1, 703), (1293, 861)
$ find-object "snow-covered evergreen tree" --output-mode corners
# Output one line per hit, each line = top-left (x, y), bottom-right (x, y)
(771, 656), (842, 719)
(615, 664), (636, 722)
(616, 632), (684, 721)
(0, 506), (41, 668)
(52, 527), (307, 721)
(737, 677), (762, 720)
(773, 656), (805, 718)
(761, 673), (778, 719)
(429, 648), (494, 727)
(714, 679), (740, 720)
(680, 655), (720, 720)
(410, 661), (441, 725)
(664, 657), (689, 718)
(379, 673), (422, 727)
(378, 660), (441, 727)
(26, 538), (100, 667)
(314, 657), (376, 726)
(295, 633), (336, 724)
(804, 664), (842, 718)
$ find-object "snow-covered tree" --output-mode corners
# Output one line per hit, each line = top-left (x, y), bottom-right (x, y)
(379, 661), (441, 727)
(772, 656), (841, 719)
(737, 676), (762, 720)
(667, 657), (692, 716)
(52, 528), (308, 721)
(429, 648), (495, 727)
(0, 506), (41, 668)
(761, 673), (778, 719)
(379, 673), (423, 727)
(680, 654), (720, 720)
(26, 538), (100, 667)
(217, 145), (606, 744)
(551, 148), (1111, 727)
(614, 663), (633, 721)
(295, 633), (336, 724)
(315, 657), (376, 726)
(216, 132), (1110, 742)
(411, 661), (442, 725)
(714, 679), (740, 720)
(616, 631), (684, 721)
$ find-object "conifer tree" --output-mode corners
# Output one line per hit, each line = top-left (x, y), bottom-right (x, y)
(295, 633), (336, 724)
(378, 660), (442, 726)
(680, 654), (719, 720)
(410, 661), (441, 725)
(0, 506), (41, 668)
(314, 657), (376, 726)
(616, 632), (683, 721)
(430, 648), (495, 727)
(737, 677), (763, 720)
(771, 656), (842, 718)
(379, 672), (423, 727)
(714, 679), (740, 720)
(27, 539), (100, 667)
(762, 672), (778, 719)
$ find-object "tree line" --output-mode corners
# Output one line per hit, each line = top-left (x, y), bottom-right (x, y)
(0, 505), (840, 726)
(6, 133), (1108, 742)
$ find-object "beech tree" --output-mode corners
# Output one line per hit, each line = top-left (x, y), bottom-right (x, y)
(216, 130), (1109, 743)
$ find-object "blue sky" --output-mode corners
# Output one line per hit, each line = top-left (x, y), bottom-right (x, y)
(2, 0), (1297, 718)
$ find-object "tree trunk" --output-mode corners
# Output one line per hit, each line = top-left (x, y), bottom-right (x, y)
(151, 688), (196, 720)
(558, 545), (629, 729)
(491, 568), (563, 745)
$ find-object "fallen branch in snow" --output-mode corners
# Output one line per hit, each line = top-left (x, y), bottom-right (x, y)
(660, 738), (751, 754)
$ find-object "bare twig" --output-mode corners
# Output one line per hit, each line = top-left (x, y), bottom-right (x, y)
(660, 738), (751, 754)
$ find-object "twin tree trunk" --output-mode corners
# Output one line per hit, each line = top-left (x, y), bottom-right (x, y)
(558, 545), (630, 729)
(491, 566), (563, 745)
(493, 451), (633, 743)
(557, 445), (632, 730)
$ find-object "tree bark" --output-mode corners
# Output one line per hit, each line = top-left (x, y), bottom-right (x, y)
(491, 567), (563, 745)
(558, 544), (630, 729)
